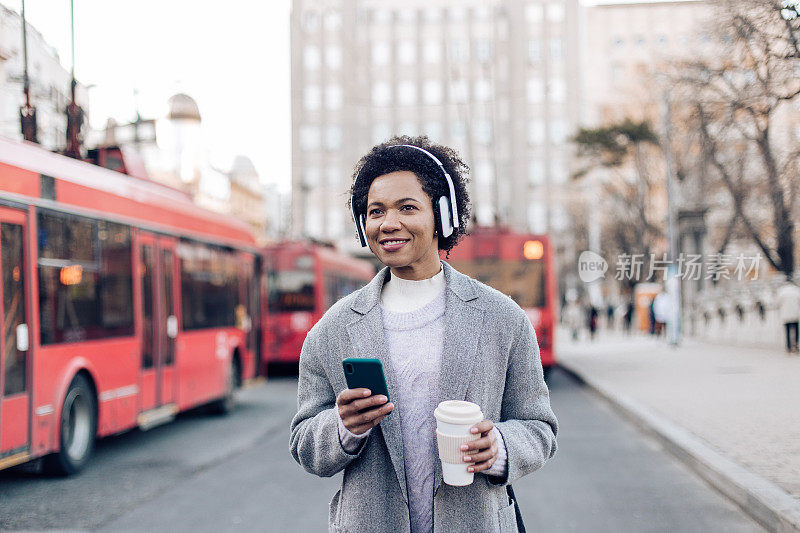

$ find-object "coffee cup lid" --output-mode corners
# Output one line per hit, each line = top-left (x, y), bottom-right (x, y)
(434, 400), (483, 425)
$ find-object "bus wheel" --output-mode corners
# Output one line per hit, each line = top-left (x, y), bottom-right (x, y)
(44, 374), (97, 476)
(209, 357), (240, 415)
(543, 366), (553, 382)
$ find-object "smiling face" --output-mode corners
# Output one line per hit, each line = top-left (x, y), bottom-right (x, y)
(365, 171), (441, 280)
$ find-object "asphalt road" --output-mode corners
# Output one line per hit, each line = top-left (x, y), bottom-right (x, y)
(0, 369), (764, 532)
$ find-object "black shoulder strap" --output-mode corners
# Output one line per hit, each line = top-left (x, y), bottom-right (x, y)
(506, 484), (526, 533)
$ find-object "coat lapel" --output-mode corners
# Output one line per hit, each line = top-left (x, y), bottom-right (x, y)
(346, 266), (408, 502)
(434, 262), (485, 494)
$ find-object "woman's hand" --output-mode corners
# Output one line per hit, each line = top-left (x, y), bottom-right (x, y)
(336, 388), (394, 435)
(461, 420), (498, 473)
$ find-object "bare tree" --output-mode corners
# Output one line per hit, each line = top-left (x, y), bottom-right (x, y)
(673, 0), (800, 277)
(572, 119), (666, 286)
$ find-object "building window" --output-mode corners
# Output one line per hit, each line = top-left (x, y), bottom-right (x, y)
(477, 203), (494, 226)
(424, 8), (442, 22)
(325, 47), (342, 70)
(304, 166), (321, 187)
(475, 119), (492, 145)
(550, 118), (568, 143)
(552, 157), (568, 183)
(423, 80), (442, 105)
(475, 159), (494, 186)
(303, 10), (320, 32)
(373, 82), (392, 106)
(551, 205), (567, 230)
(525, 4), (542, 21)
(373, 123), (391, 143)
(398, 41), (416, 64)
(526, 78), (544, 102)
(398, 121), (417, 136)
(304, 46), (321, 69)
(326, 166), (340, 188)
(449, 79), (468, 103)
(399, 9), (417, 24)
(528, 120), (545, 145)
(324, 12), (342, 31)
(451, 121), (467, 141)
(635, 35), (646, 46)
(327, 208), (343, 238)
(474, 78), (493, 101)
(549, 38), (563, 60)
(304, 85), (321, 111)
(372, 42), (391, 66)
(528, 201), (547, 233)
(325, 85), (343, 110)
(527, 40), (541, 63)
(398, 81), (417, 106)
(529, 159), (545, 185)
(448, 7), (467, 21)
(475, 6), (492, 20)
(423, 120), (443, 141)
(372, 9), (392, 24)
(325, 126), (342, 151)
(448, 40), (468, 63)
(475, 39), (493, 63)
(299, 125), (320, 151)
(423, 41), (441, 63)
(547, 3), (565, 22)
(550, 78), (566, 103)
(613, 36), (624, 47)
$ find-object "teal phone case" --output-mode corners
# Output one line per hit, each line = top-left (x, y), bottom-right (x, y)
(342, 358), (390, 401)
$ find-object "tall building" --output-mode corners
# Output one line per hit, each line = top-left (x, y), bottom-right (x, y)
(290, 0), (580, 255)
(0, 4), (90, 150)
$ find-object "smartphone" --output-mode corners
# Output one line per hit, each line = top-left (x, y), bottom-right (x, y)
(342, 358), (390, 401)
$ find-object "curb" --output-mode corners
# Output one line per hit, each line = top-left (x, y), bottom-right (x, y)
(558, 362), (800, 533)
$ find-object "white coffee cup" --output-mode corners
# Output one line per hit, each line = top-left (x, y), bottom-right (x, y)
(434, 400), (484, 486)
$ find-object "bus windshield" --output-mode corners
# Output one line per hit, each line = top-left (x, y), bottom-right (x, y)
(269, 269), (315, 312)
(450, 258), (546, 309)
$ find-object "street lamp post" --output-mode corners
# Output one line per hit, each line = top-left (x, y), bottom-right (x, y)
(663, 86), (681, 346)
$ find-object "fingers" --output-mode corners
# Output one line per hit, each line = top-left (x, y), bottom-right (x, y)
(470, 419), (494, 436)
(340, 394), (389, 417)
(342, 401), (394, 434)
(469, 453), (497, 473)
(460, 431), (496, 455)
(463, 440), (499, 472)
(336, 388), (372, 406)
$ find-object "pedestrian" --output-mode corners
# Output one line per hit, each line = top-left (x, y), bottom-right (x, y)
(588, 305), (598, 340)
(623, 297), (634, 335)
(777, 278), (800, 353)
(290, 136), (558, 533)
(653, 291), (670, 337)
(564, 299), (582, 341)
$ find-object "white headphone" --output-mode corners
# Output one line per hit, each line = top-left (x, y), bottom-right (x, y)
(350, 144), (460, 248)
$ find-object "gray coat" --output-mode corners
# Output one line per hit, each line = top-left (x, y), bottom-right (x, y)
(290, 261), (558, 533)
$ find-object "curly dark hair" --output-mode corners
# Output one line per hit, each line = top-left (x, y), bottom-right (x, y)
(347, 135), (471, 255)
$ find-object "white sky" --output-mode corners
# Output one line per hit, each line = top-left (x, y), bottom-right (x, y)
(4, 0), (292, 192)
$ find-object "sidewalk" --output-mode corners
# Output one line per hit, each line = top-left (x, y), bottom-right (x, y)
(557, 331), (800, 532)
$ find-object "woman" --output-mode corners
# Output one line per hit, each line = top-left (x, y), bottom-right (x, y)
(290, 136), (558, 533)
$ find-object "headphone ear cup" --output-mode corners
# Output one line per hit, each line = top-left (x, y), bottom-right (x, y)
(438, 196), (454, 238)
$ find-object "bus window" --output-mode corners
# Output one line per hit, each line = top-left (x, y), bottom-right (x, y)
(37, 211), (134, 344)
(179, 242), (239, 330)
(269, 269), (315, 312)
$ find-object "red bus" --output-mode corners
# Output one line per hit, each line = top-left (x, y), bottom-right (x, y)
(443, 226), (557, 377)
(0, 138), (259, 475)
(261, 241), (374, 373)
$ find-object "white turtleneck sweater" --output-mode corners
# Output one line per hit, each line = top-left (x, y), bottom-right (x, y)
(335, 261), (508, 533)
